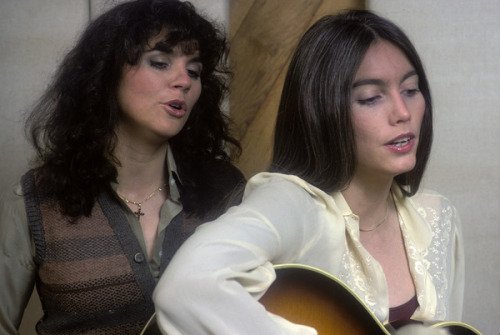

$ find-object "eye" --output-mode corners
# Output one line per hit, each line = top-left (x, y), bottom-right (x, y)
(402, 88), (420, 97)
(149, 60), (168, 70)
(187, 69), (201, 79)
(357, 95), (381, 106)
(187, 62), (202, 80)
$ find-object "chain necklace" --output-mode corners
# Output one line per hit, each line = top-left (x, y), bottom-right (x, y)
(118, 184), (167, 220)
(359, 197), (389, 233)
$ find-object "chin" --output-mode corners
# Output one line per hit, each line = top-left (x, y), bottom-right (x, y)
(157, 124), (184, 137)
(395, 164), (417, 176)
(390, 159), (417, 176)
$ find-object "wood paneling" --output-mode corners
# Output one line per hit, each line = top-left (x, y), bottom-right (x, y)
(230, 0), (365, 178)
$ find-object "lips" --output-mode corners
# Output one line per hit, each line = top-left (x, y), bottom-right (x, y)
(163, 99), (187, 118)
(391, 137), (411, 147)
(385, 133), (416, 153)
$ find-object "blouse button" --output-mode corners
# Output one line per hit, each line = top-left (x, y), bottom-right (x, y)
(134, 252), (145, 263)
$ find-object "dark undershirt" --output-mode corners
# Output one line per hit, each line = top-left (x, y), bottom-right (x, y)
(389, 294), (419, 322)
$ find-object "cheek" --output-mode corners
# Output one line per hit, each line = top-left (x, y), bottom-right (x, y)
(118, 74), (141, 107)
(189, 82), (202, 108)
(120, 68), (162, 98)
(413, 98), (426, 129)
(352, 113), (377, 144)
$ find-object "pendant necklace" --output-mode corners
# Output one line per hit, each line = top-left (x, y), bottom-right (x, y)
(118, 184), (167, 220)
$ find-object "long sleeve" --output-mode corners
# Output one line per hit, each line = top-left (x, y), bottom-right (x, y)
(0, 184), (36, 334)
(153, 174), (335, 334)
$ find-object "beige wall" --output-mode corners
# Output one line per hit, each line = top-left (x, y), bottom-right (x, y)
(369, 1), (500, 334)
(0, 0), (88, 195)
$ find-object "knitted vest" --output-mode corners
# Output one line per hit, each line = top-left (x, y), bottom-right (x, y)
(21, 171), (202, 335)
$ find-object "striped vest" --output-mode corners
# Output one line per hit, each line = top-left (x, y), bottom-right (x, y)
(21, 171), (202, 334)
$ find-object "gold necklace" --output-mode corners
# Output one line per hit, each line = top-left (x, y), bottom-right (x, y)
(117, 184), (167, 220)
(359, 197), (389, 233)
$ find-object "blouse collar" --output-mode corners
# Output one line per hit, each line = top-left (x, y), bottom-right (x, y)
(330, 182), (432, 251)
(166, 147), (181, 204)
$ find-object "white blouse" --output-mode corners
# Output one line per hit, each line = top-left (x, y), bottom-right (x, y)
(153, 172), (464, 334)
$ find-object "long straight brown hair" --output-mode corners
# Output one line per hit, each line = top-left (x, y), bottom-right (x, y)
(270, 10), (433, 196)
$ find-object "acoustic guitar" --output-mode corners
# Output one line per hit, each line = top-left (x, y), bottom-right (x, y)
(260, 264), (481, 335)
(141, 263), (481, 335)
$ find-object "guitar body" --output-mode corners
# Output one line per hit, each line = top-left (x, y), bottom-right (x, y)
(142, 264), (481, 335)
(260, 264), (392, 334)
(260, 264), (482, 335)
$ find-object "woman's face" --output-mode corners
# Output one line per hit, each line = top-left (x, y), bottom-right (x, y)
(350, 40), (425, 181)
(117, 42), (202, 144)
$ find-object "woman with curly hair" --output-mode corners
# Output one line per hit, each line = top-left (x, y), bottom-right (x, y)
(0, 0), (244, 334)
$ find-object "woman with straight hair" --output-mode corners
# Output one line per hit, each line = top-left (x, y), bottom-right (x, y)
(153, 9), (465, 334)
(0, 0), (244, 334)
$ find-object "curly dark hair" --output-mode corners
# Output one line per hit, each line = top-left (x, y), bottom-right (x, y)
(26, 0), (241, 218)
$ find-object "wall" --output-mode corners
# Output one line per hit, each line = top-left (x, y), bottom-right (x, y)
(369, 1), (500, 334)
(0, 0), (88, 196)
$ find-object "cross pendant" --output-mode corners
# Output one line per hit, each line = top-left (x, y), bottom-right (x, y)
(134, 207), (145, 220)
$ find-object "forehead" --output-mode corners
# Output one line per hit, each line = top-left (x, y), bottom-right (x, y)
(354, 40), (415, 81)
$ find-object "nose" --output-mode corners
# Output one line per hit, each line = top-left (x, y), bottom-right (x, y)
(170, 64), (191, 92)
(390, 93), (411, 125)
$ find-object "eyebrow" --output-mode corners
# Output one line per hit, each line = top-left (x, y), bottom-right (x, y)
(185, 55), (202, 65)
(152, 41), (201, 59)
(352, 70), (418, 88)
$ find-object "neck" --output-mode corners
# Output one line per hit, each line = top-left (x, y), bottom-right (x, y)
(341, 176), (393, 230)
(114, 138), (169, 198)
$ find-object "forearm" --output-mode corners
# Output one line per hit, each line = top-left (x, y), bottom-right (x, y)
(153, 212), (284, 334)
(153, 175), (322, 334)
(154, 210), (318, 334)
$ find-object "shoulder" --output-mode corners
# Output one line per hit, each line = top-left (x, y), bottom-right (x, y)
(410, 188), (457, 213)
(243, 172), (330, 212)
(0, 180), (29, 235)
(245, 173), (317, 198)
(408, 188), (461, 230)
(0, 181), (26, 212)
(222, 173), (325, 236)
